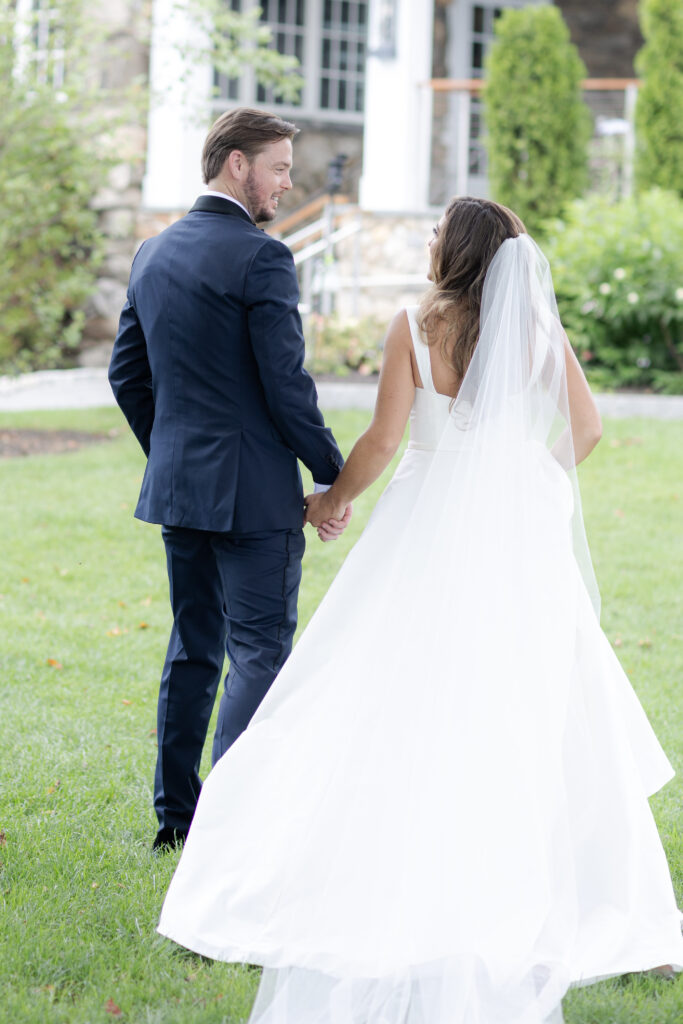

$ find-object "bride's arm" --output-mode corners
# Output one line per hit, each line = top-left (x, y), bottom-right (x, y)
(562, 332), (603, 465)
(305, 311), (415, 526)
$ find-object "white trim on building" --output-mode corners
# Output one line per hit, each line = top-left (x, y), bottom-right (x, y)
(359, 0), (435, 213)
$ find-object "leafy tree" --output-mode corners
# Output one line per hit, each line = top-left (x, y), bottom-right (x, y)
(483, 5), (591, 235)
(0, 0), (112, 371)
(635, 0), (683, 196)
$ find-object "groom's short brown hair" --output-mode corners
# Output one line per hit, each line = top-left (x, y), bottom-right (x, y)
(202, 108), (299, 183)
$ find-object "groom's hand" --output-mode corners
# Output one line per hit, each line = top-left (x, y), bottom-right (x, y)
(304, 493), (352, 542)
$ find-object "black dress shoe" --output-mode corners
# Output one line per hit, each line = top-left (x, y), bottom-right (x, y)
(152, 826), (188, 853)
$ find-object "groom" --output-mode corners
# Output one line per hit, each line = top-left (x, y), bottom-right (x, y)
(109, 108), (347, 852)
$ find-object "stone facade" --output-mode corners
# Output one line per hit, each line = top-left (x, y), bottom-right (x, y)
(80, 0), (149, 364)
(556, 0), (641, 78)
(332, 213), (432, 323)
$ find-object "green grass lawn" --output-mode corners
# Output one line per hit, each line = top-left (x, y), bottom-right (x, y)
(0, 407), (681, 1023)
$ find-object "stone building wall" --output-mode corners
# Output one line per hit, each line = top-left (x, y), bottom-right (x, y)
(80, 0), (150, 364)
(332, 213), (433, 324)
(556, 0), (641, 79)
(557, 0), (642, 121)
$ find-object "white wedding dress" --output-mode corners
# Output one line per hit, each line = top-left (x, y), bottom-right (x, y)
(158, 238), (683, 1024)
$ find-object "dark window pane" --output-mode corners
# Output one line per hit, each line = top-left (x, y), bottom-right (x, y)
(339, 78), (347, 109)
(472, 41), (483, 69)
(321, 77), (330, 108)
(295, 34), (304, 62)
(473, 6), (484, 34)
(296, 0), (305, 24)
(324, 0), (332, 29)
(278, 0), (287, 23)
(257, 82), (267, 102)
(358, 2), (367, 26)
(341, 1), (349, 25)
(276, 30), (286, 52)
(340, 38), (348, 69)
(322, 37), (331, 68)
(355, 81), (364, 112)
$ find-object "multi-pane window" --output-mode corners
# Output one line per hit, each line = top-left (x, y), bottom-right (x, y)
(213, 0), (242, 102)
(15, 0), (66, 88)
(256, 0), (306, 106)
(213, 0), (368, 122)
(320, 0), (366, 113)
(469, 4), (502, 176)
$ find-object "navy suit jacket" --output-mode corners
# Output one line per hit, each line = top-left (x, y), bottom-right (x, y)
(109, 196), (343, 533)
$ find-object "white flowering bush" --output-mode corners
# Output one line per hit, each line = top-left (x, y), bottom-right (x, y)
(543, 190), (683, 392)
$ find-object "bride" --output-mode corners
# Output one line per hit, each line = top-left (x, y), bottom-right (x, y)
(157, 197), (683, 1023)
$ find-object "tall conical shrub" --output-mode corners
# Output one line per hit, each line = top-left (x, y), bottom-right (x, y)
(484, 5), (591, 234)
(635, 0), (683, 196)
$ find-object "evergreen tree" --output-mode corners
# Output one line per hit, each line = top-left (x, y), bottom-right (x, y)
(484, 5), (591, 234)
(635, 0), (683, 196)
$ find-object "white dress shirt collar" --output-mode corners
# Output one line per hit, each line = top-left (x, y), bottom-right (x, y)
(204, 191), (251, 219)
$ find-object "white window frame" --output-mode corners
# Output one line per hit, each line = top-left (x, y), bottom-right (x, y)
(14, 0), (66, 89)
(211, 0), (368, 125)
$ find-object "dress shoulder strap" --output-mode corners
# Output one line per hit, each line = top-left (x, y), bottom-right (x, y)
(405, 306), (434, 392)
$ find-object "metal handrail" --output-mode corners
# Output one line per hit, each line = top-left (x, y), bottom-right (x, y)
(266, 192), (349, 238)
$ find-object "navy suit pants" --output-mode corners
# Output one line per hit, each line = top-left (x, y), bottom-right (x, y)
(155, 524), (305, 832)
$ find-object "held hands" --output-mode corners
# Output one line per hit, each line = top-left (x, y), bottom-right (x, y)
(304, 492), (352, 543)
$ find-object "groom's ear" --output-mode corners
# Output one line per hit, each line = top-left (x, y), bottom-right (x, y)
(226, 149), (249, 182)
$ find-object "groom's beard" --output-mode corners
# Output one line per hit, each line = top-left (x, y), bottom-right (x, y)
(245, 168), (277, 223)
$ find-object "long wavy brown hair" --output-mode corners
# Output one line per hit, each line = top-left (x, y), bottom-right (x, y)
(418, 197), (526, 383)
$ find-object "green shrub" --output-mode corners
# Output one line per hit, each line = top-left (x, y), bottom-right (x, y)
(543, 190), (683, 393)
(0, 1), (111, 373)
(635, 0), (683, 196)
(304, 315), (385, 377)
(484, 5), (591, 236)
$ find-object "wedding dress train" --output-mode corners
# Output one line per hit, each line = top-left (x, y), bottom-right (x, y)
(158, 238), (683, 1023)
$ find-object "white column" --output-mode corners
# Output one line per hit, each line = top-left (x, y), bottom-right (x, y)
(359, 0), (435, 213)
(142, 0), (213, 210)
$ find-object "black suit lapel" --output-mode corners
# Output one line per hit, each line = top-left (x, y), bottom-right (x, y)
(189, 195), (255, 225)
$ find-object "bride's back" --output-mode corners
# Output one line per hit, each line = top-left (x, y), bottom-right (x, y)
(411, 320), (463, 399)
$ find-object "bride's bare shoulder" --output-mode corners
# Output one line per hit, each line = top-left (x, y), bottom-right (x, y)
(384, 308), (414, 349)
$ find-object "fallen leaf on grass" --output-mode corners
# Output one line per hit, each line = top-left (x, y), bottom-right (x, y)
(138, 621), (149, 629)
(638, 637), (653, 648)
(118, 600), (127, 608)
(46, 782), (60, 795)
(106, 627), (129, 637)
(612, 637), (623, 648)
(609, 437), (643, 449)
(46, 658), (63, 669)
(92, 882), (100, 889)
(0, 831), (6, 846)
(148, 728), (157, 737)
(613, 509), (625, 519)
(105, 998), (122, 1016)
(21, 577), (30, 583)
(140, 596), (152, 606)
(122, 699), (133, 706)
